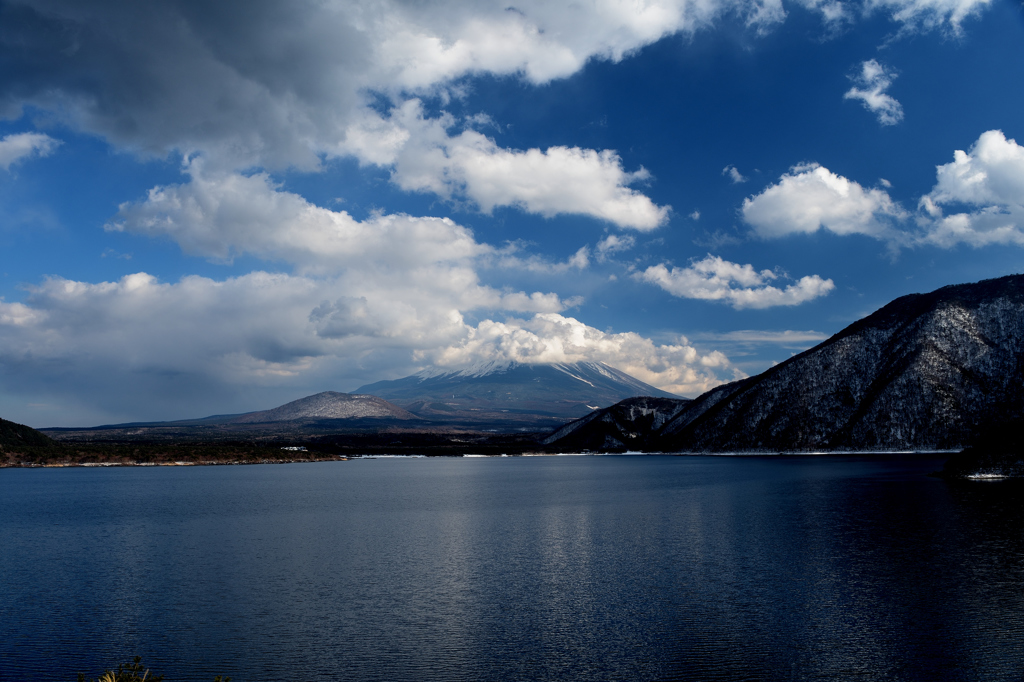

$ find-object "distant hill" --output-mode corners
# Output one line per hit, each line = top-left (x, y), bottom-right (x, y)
(42, 392), (423, 442)
(1, 417), (65, 462)
(545, 274), (1024, 452)
(227, 392), (419, 423)
(355, 360), (680, 427)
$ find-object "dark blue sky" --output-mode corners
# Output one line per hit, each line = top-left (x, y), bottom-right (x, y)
(1, 0), (1022, 425)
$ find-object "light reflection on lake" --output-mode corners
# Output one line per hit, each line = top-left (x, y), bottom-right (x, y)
(1, 455), (1022, 681)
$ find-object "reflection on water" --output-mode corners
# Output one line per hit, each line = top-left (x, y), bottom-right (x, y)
(1, 455), (1023, 681)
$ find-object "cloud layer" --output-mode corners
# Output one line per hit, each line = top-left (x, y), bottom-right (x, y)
(0, 272), (736, 421)
(0, 0), (989, 209)
(0, 166), (742, 421)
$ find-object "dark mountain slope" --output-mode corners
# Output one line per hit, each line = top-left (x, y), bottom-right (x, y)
(660, 274), (1024, 451)
(1, 417), (66, 462)
(545, 274), (1024, 452)
(540, 396), (690, 451)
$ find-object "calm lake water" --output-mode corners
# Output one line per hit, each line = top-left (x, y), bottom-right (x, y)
(1, 455), (1023, 681)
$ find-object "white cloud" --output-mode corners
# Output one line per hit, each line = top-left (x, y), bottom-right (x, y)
(596, 234), (636, 260)
(689, 210), (701, 220)
(108, 165), (586, 318)
(492, 244), (591, 273)
(844, 60), (903, 126)
(111, 164), (476, 269)
(799, 0), (990, 31)
(742, 163), (908, 240)
(427, 313), (737, 396)
(0, 132), (60, 170)
(361, 101), (669, 230)
(917, 130), (1024, 247)
(865, 0), (991, 32)
(794, 0), (852, 28)
(723, 165), (748, 183)
(637, 255), (835, 309)
(745, 0), (789, 32)
(926, 130), (1024, 206)
(741, 132), (1024, 250)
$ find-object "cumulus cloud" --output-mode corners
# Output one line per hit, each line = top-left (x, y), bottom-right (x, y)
(111, 164), (478, 269)
(0, 132), (60, 170)
(917, 130), (1024, 247)
(844, 60), (903, 126)
(369, 101), (669, 229)
(637, 255), (835, 309)
(742, 163), (908, 240)
(740, 132), (1024, 250)
(427, 313), (736, 396)
(108, 165), (587, 319)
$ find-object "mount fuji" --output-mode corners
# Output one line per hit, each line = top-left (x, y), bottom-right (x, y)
(354, 360), (681, 427)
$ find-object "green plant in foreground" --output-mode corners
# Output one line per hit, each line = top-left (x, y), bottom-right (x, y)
(77, 656), (230, 682)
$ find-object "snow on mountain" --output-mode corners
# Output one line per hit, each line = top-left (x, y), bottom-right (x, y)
(355, 361), (679, 424)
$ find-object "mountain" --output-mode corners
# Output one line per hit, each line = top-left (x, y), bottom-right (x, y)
(354, 360), (680, 426)
(541, 396), (691, 451)
(545, 274), (1024, 452)
(42, 392), (422, 442)
(227, 391), (418, 423)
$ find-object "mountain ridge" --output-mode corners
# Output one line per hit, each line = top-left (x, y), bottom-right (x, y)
(354, 360), (679, 425)
(545, 274), (1024, 452)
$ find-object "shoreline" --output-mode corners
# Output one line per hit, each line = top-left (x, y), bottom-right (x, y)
(0, 449), (963, 469)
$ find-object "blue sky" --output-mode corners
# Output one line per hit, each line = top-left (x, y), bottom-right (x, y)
(1, 0), (1022, 426)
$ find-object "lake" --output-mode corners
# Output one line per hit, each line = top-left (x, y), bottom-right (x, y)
(1, 455), (1023, 681)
